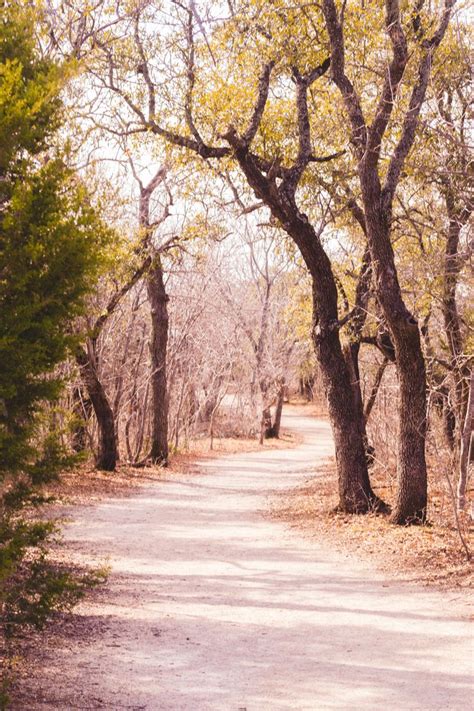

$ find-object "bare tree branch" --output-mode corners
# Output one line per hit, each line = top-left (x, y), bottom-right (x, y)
(322, 0), (367, 155)
(365, 0), (408, 170)
(382, 0), (456, 210)
(242, 61), (275, 147)
(133, 14), (156, 121)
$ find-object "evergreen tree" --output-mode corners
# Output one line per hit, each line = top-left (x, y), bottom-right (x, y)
(0, 0), (111, 664)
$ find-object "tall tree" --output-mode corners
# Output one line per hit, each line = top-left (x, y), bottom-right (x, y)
(137, 168), (171, 465)
(322, 0), (455, 523)
(431, 33), (472, 454)
(0, 0), (110, 643)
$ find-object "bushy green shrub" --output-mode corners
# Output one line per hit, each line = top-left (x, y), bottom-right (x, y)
(0, 2), (112, 703)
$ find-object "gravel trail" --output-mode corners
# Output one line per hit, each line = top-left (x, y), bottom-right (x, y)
(17, 408), (473, 710)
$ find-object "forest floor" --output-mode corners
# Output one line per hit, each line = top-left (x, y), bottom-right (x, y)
(8, 406), (474, 710)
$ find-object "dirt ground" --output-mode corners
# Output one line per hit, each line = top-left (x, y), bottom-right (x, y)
(8, 406), (474, 710)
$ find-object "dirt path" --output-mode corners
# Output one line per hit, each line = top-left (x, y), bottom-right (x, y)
(16, 409), (473, 710)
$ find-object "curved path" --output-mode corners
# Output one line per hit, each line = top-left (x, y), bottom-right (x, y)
(17, 409), (472, 710)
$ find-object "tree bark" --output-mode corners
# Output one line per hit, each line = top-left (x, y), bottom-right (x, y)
(71, 386), (92, 453)
(343, 342), (375, 468)
(361, 181), (427, 524)
(225, 137), (384, 513)
(76, 345), (118, 471)
(147, 257), (169, 464)
(268, 380), (285, 439)
(457, 370), (473, 511)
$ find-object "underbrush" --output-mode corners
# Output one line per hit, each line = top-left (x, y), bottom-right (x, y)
(0, 508), (107, 710)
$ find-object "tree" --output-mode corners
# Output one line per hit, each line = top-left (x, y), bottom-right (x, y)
(322, 0), (455, 523)
(0, 0), (110, 643)
(427, 31), (472, 456)
(137, 167), (172, 464)
(458, 370), (473, 511)
(71, 155), (174, 469)
(218, 226), (298, 441)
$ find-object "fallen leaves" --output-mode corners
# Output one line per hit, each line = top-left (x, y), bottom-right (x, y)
(270, 460), (473, 591)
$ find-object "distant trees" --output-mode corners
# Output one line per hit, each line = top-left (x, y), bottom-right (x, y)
(218, 227), (299, 441)
(74, 162), (172, 470)
(423, 32), (472, 508)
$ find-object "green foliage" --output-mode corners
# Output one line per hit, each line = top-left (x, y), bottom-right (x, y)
(0, 1), (62, 181)
(0, 158), (111, 478)
(2, 551), (108, 637)
(0, 3), (112, 695)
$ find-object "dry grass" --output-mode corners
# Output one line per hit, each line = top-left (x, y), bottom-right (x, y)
(179, 429), (301, 455)
(280, 380), (474, 591)
(271, 458), (473, 592)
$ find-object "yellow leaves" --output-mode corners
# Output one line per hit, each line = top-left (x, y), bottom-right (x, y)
(196, 79), (254, 135)
(282, 274), (313, 341)
(220, 0), (329, 71)
(432, 22), (472, 87)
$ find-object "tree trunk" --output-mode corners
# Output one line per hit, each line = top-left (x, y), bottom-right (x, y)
(262, 382), (285, 440)
(303, 256), (381, 512)
(441, 192), (471, 457)
(391, 326), (427, 524)
(312, 303), (377, 512)
(343, 342), (375, 467)
(76, 345), (118, 471)
(361, 175), (427, 524)
(260, 406), (272, 444)
(457, 370), (474, 511)
(71, 386), (92, 453)
(270, 380), (285, 438)
(147, 258), (169, 465)
(228, 139), (384, 513)
(295, 224), (383, 512)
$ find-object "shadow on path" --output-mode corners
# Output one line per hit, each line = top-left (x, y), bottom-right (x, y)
(13, 407), (473, 711)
